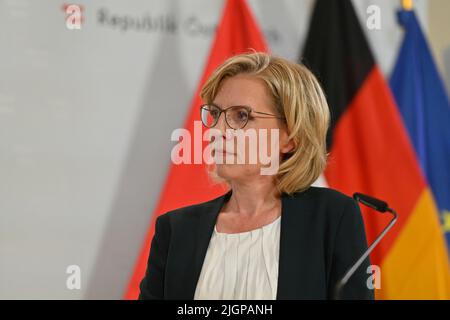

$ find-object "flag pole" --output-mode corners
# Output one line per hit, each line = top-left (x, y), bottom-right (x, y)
(401, 0), (413, 10)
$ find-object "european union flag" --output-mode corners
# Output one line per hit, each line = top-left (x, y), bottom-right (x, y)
(390, 9), (450, 249)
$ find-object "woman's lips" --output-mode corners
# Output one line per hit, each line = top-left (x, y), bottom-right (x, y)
(213, 149), (236, 156)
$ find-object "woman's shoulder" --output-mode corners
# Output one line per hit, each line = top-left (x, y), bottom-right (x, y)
(285, 186), (361, 223)
(156, 187), (358, 226)
(288, 186), (355, 205)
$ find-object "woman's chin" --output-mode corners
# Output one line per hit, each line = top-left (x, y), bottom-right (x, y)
(215, 164), (261, 181)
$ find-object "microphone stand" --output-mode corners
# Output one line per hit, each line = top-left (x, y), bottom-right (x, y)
(333, 194), (398, 300)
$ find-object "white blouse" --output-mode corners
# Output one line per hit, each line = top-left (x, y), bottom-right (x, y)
(194, 216), (281, 300)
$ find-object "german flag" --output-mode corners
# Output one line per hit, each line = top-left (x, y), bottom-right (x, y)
(302, 0), (450, 299)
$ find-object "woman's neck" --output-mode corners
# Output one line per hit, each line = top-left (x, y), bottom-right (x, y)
(225, 179), (281, 216)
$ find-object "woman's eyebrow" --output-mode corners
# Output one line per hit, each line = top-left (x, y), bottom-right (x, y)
(211, 102), (253, 109)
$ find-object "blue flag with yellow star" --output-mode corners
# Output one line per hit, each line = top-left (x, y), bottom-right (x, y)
(390, 8), (450, 249)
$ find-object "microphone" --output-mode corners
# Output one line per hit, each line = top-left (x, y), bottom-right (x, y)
(353, 192), (389, 212)
(333, 192), (398, 300)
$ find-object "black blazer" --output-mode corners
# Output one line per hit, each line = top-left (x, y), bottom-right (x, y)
(139, 186), (374, 300)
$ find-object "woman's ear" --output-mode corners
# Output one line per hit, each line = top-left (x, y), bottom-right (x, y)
(281, 138), (296, 154)
(279, 128), (296, 154)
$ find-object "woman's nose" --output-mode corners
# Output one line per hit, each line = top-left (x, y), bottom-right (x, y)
(215, 112), (228, 133)
(215, 113), (235, 141)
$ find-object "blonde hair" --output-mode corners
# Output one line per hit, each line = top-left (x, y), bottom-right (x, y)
(200, 52), (330, 195)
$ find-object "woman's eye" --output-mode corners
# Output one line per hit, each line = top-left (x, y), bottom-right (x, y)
(237, 111), (248, 121)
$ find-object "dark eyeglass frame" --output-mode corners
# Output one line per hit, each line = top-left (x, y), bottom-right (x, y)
(200, 103), (285, 129)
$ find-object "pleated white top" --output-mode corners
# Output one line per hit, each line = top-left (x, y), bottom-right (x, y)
(194, 216), (281, 300)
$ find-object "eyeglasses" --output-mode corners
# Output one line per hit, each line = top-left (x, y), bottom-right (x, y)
(200, 103), (285, 130)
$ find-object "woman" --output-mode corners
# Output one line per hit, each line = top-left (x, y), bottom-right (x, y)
(139, 52), (373, 300)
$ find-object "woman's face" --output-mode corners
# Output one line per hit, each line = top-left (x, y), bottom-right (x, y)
(210, 74), (293, 182)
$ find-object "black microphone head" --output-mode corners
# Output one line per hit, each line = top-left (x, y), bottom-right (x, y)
(353, 192), (389, 212)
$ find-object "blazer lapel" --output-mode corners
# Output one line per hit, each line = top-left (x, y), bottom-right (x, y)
(276, 191), (312, 299)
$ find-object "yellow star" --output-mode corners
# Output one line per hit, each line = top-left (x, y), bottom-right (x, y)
(442, 210), (450, 233)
